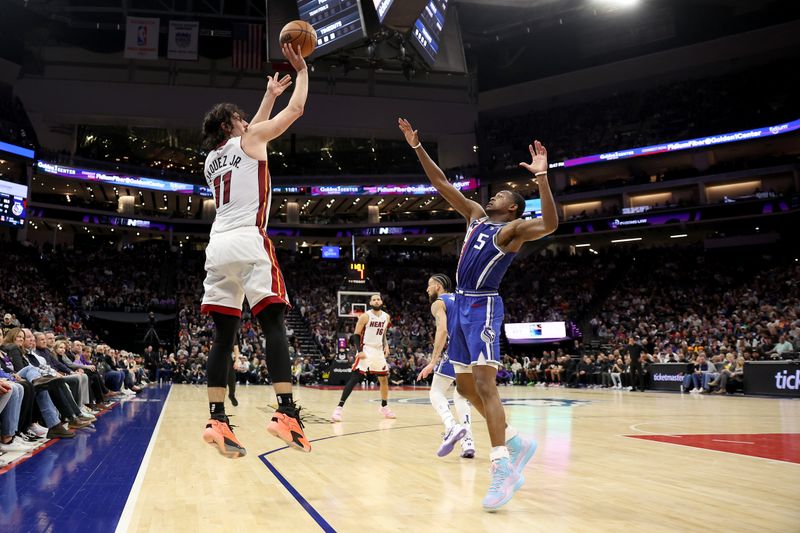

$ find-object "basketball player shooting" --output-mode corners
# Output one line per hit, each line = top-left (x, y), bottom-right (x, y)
(417, 274), (475, 459)
(331, 294), (397, 422)
(199, 44), (311, 458)
(399, 117), (558, 510)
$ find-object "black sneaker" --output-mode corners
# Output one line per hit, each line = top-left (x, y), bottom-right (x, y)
(47, 425), (76, 439)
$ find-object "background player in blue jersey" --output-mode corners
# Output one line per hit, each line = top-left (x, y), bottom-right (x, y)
(417, 274), (475, 459)
(399, 117), (559, 511)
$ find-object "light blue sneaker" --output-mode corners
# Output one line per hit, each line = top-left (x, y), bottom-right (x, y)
(481, 457), (525, 511)
(507, 434), (537, 473)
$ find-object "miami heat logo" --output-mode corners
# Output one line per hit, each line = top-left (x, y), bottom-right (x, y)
(480, 326), (496, 343)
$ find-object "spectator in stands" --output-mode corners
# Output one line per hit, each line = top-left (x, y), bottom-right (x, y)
(0, 375), (31, 453)
(2, 314), (19, 337)
(155, 353), (176, 385)
(95, 344), (125, 393)
(52, 339), (105, 409)
(2, 328), (77, 438)
(709, 355), (745, 394)
(32, 332), (93, 416)
(765, 335), (794, 359)
(610, 356), (624, 389)
(682, 353), (716, 393)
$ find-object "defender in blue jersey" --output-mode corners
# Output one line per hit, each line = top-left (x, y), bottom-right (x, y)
(417, 274), (475, 459)
(400, 118), (559, 511)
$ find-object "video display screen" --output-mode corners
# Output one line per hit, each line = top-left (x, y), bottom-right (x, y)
(296, 0), (366, 57)
(0, 179), (27, 228)
(410, 0), (449, 66)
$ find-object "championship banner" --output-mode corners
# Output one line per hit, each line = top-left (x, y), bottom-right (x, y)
(167, 21), (199, 61)
(124, 17), (160, 60)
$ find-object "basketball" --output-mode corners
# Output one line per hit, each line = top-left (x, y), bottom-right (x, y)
(279, 20), (317, 58)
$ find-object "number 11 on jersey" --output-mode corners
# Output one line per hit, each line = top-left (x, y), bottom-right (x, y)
(213, 170), (232, 208)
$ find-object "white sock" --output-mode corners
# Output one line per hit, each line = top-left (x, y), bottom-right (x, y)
(505, 425), (518, 443)
(452, 385), (471, 431)
(430, 374), (456, 429)
(490, 445), (510, 462)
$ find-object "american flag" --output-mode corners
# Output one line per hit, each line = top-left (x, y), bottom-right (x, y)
(232, 23), (263, 70)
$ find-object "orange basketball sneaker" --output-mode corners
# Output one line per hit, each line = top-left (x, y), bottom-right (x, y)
(267, 408), (311, 453)
(203, 417), (246, 458)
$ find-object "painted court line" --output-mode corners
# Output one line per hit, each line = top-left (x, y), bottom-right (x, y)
(114, 386), (173, 533)
(712, 439), (755, 444)
(259, 423), (439, 532)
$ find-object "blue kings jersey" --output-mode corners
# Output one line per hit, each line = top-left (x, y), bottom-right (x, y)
(456, 217), (517, 292)
(434, 292), (458, 378)
(439, 293), (457, 345)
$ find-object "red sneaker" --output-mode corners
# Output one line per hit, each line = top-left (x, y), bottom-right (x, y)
(267, 409), (311, 453)
(202, 417), (246, 458)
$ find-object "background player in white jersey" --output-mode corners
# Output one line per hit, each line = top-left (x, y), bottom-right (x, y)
(400, 117), (558, 511)
(417, 274), (475, 459)
(331, 294), (397, 421)
(199, 44), (311, 458)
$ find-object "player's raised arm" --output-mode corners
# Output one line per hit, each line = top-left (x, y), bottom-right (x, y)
(244, 44), (308, 145)
(398, 118), (485, 223)
(250, 72), (293, 126)
(506, 140), (559, 249)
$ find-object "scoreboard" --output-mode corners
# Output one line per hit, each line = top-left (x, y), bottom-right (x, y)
(0, 179), (27, 228)
(410, 0), (449, 66)
(348, 262), (366, 281)
(296, 0), (366, 57)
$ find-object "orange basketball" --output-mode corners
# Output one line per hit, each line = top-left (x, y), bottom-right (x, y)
(279, 20), (317, 58)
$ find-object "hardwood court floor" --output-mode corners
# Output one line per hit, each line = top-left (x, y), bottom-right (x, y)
(120, 384), (800, 533)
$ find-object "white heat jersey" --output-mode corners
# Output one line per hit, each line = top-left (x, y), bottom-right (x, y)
(362, 310), (390, 349)
(204, 136), (271, 235)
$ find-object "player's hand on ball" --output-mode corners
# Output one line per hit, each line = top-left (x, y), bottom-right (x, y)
(519, 140), (548, 176)
(417, 362), (435, 381)
(282, 43), (307, 73)
(398, 118), (420, 148)
(267, 72), (293, 97)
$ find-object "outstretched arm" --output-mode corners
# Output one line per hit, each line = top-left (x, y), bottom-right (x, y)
(417, 300), (448, 381)
(398, 118), (485, 223)
(250, 72), (293, 126)
(502, 140), (559, 251)
(244, 44), (308, 145)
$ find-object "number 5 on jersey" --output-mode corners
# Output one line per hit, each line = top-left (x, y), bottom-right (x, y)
(473, 233), (489, 251)
(213, 170), (232, 208)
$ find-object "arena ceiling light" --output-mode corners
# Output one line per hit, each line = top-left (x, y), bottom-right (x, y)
(594, 0), (640, 7)
(611, 237), (643, 243)
(670, 234), (688, 239)
(574, 243), (591, 248)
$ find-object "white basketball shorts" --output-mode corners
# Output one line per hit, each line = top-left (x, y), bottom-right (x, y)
(352, 345), (389, 376)
(201, 226), (289, 318)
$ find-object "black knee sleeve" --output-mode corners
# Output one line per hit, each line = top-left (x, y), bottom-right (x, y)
(255, 304), (291, 383)
(207, 313), (240, 388)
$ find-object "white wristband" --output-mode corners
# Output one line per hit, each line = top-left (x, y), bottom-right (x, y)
(411, 142), (422, 149)
(535, 171), (548, 176)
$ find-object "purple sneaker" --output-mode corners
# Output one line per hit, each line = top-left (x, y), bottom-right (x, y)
(437, 424), (467, 457)
(482, 457), (524, 511)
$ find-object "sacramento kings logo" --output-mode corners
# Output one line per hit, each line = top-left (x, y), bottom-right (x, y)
(480, 326), (496, 343)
